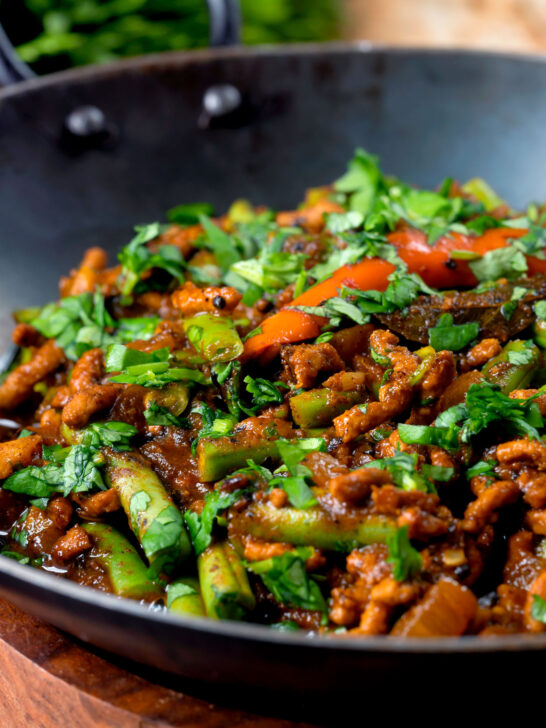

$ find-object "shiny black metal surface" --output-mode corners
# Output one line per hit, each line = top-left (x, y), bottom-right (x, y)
(0, 44), (545, 715)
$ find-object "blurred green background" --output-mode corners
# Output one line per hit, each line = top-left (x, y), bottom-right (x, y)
(0, 0), (341, 75)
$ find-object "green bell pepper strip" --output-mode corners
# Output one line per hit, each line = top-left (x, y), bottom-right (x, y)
(167, 577), (205, 618)
(289, 388), (367, 428)
(104, 449), (191, 575)
(233, 502), (397, 552)
(482, 340), (540, 394)
(197, 541), (255, 620)
(81, 522), (161, 601)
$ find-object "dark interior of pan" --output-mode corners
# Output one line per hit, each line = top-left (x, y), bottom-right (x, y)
(0, 43), (546, 718)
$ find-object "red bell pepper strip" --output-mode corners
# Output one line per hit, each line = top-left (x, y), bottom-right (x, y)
(243, 258), (396, 360)
(244, 225), (538, 360)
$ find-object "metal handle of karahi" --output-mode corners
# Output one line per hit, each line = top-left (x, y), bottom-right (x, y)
(0, 0), (241, 86)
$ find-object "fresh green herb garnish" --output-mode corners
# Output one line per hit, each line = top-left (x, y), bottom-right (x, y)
(185, 488), (248, 555)
(386, 525), (422, 582)
(429, 313), (479, 352)
(246, 547), (327, 613)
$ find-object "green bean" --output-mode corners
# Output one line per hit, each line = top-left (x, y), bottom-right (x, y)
(198, 541), (255, 620)
(104, 450), (191, 575)
(183, 313), (243, 363)
(81, 522), (160, 601)
(167, 577), (205, 618)
(197, 434), (281, 482)
(483, 340), (540, 394)
(233, 502), (397, 552)
(289, 388), (366, 428)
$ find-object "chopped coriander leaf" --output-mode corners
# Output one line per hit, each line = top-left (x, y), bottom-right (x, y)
(334, 148), (385, 217)
(531, 594), (546, 624)
(429, 313), (479, 352)
(230, 249), (306, 293)
(421, 464), (455, 482)
(199, 215), (241, 272)
(115, 317), (160, 343)
(501, 286), (528, 321)
(190, 403), (237, 454)
(365, 451), (435, 493)
(270, 438), (326, 509)
(314, 331), (334, 344)
(398, 423), (459, 451)
(468, 246), (527, 282)
(466, 459), (497, 481)
(118, 223), (185, 301)
(144, 401), (189, 428)
(31, 291), (116, 361)
(386, 526), (422, 582)
(167, 202), (215, 225)
(325, 211), (364, 233)
(244, 376), (287, 408)
(61, 444), (106, 496)
(507, 347), (535, 366)
(245, 547), (327, 613)
(80, 421), (138, 450)
(105, 344), (170, 372)
(184, 488), (248, 555)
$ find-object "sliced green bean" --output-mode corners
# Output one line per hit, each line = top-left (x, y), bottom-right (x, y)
(167, 577), (205, 618)
(289, 388), (366, 428)
(234, 502), (397, 552)
(198, 541), (255, 620)
(144, 382), (190, 417)
(197, 434), (281, 482)
(82, 522), (160, 601)
(105, 450), (191, 575)
(483, 340), (540, 394)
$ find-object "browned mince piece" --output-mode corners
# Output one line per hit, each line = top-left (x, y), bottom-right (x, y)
(462, 480), (520, 533)
(51, 525), (93, 563)
(70, 556), (113, 593)
(496, 439), (546, 470)
(244, 536), (291, 562)
(61, 383), (122, 429)
(397, 506), (449, 540)
(516, 471), (546, 508)
(12, 323), (42, 348)
(141, 429), (202, 506)
(526, 509), (546, 535)
(0, 434), (42, 479)
(509, 389), (546, 415)
(0, 340), (65, 411)
(268, 488), (288, 508)
(460, 338), (502, 372)
(14, 501), (72, 558)
(39, 409), (62, 444)
(59, 247), (109, 298)
(417, 350), (456, 400)
(329, 467), (393, 505)
(275, 198), (344, 233)
(329, 544), (391, 627)
(171, 280), (242, 316)
(503, 531), (544, 589)
(50, 386), (72, 408)
(281, 342), (344, 389)
(157, 223), (203, 259)
(376, 275), (546, 344)
(72, 488), (121, 519)
(69, 348), (104, 393)
(333, 378), (413, 443)
(371, 484), (440, 516)
(303, 451), (349, 488)
(134, 291), (179, 320)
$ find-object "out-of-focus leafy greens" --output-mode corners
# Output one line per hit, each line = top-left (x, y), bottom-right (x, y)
(6, 0), (341, 74)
